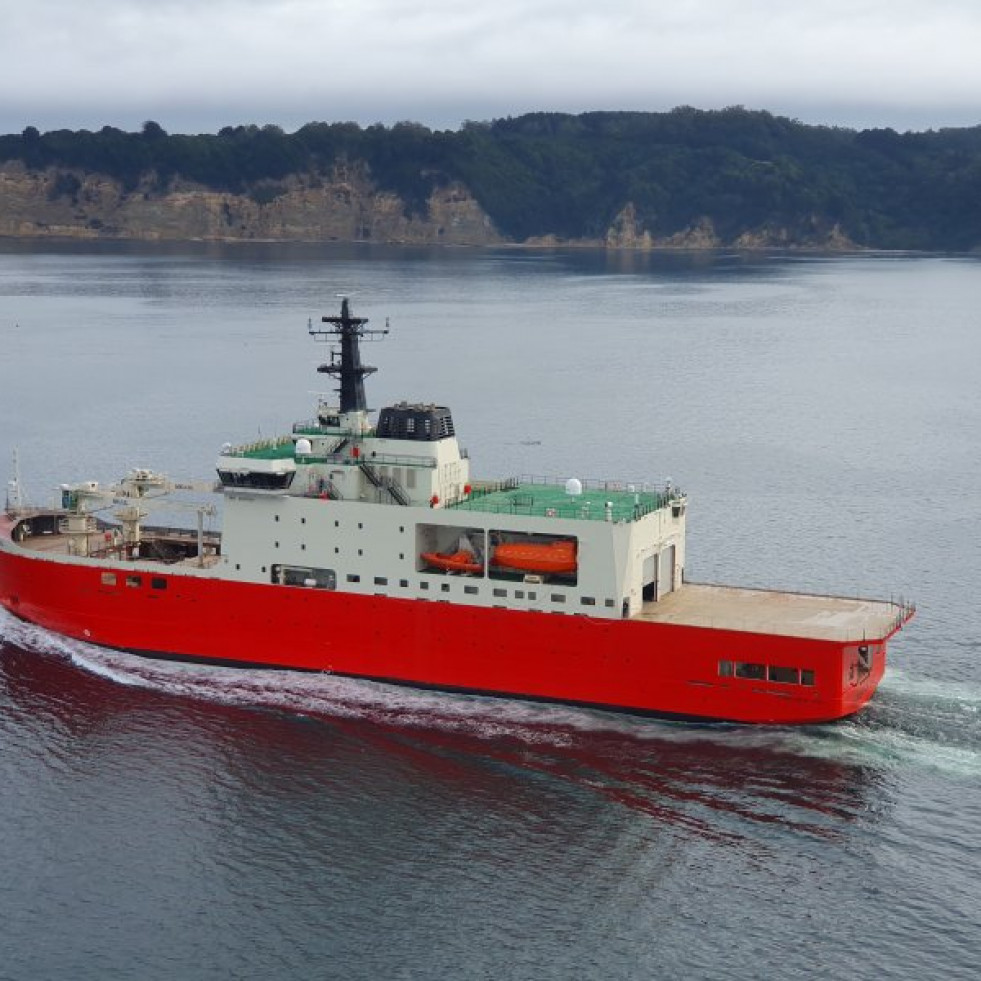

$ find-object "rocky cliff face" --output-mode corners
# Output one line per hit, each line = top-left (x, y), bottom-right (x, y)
(0, 163), (858, 250)
(0, 163), (505, 246)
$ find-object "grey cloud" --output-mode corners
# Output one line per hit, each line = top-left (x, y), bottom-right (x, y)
(1, 0), (978, 133)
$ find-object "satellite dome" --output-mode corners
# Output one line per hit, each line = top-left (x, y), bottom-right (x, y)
(565, 477), (583, 496)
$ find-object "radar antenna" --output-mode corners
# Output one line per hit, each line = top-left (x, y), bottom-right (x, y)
(309, 298), (388, 413)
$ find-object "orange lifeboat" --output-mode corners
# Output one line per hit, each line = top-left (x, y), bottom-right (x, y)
(490, 540), (577, 575)
(421, 550), (483, 574)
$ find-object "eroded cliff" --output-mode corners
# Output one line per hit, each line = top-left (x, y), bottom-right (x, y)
(0, 163), (859, 251)
(0, 163), (504, 246)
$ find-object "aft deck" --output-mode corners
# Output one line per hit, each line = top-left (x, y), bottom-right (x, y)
(638, 583), (912, 642)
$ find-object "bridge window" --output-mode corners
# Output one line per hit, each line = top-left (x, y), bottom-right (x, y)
(217, 470), (294, 491)
(768, 666), (799, 684)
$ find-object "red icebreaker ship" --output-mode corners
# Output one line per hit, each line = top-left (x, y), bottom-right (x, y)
(0, 299), (914, 723)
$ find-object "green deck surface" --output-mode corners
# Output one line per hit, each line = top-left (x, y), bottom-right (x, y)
(232, 439), (296, 460)
(450, 482), (668, 523)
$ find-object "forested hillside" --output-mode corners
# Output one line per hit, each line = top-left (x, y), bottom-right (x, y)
(2, 108), (980, 249)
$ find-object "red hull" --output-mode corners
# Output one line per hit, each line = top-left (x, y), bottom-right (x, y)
(0, 534), (893, 725)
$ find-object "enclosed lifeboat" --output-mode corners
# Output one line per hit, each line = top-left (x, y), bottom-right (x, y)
(490, 539), (577, 575)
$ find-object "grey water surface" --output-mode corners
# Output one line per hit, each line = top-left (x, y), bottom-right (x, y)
(0, 241), (978, 980)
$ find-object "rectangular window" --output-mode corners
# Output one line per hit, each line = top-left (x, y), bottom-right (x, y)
(604, 599), (615, 608)
(101, 572), (117, 587)
(718, 660), (733, 677)
(374, 576), (388, 586)
(527, 591), (537, 600)
(734, 662), (766, 680)
(493, 588), (507, 598)
(273, 566), (336, 589)
(768, 666), (799, 685)
(580, 596), (596, 606)
(420, 581), (429, 591)
(125, 575), (141, 588)
(441, 583), (451, 593)
(551, 594), (566, 604)
(150, 577), (167, 591)
(514, 590), (524, 599)
(399, 579), (409, 588)
(346, 574), (360, 583)
(464, 585), (479, 595)
(801, 669), (816, 687)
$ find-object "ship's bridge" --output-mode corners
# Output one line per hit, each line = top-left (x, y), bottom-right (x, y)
(217, 300), (471, 505)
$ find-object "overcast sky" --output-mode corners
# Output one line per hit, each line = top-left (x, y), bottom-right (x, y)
(2, 0), (979, 135)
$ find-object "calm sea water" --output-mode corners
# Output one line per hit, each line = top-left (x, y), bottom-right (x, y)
(0, 242), (978, 980)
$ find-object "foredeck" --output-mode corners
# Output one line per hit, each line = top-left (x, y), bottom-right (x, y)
(638, 583), (911, 642)
(450, 477), (675, 523)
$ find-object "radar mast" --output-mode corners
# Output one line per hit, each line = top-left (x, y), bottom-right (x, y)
(310, 298), (388, 413)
